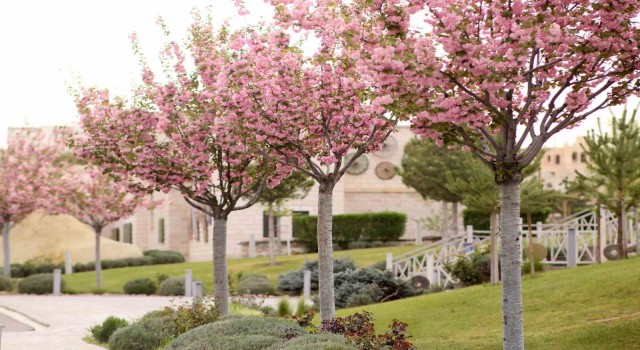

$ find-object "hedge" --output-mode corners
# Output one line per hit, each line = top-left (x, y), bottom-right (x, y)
(293, 212), (406, 251)
(18, 273), (64, 294)
(4, 250), (184, 278)
(463, 209), (550, 231)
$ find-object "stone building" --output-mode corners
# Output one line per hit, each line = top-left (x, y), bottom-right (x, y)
(99, 125), (450, 261)
(540, 137), (588, 191)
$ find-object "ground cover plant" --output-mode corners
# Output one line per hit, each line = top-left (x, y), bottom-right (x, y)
(63, 246), (417, 294)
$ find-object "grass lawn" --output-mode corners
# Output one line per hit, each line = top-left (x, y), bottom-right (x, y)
(63, 245), (418, 294)
(338, 256), (640, 349)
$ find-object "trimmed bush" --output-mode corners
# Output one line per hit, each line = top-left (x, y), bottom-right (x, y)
(463, 208), (550, 231)
(108, 316), (172, 350)
(10, 263), (36, 278)
(0, 276), (12, 292)
(158, 277), (185, 296)
(123, 278), (156, 295)
(293, 212), (406, 251)
(90, 316), (129, 343)
(445, 246), (492, 286)
(278, 258), (356, 295)
(34, 263), (57, 274)
(171, 335), (283, 350)
(166, 317), (304, 350)
(333, 268), (421, 309)
(143, 250), (185, 264)
(269, 334), (354, 350)
(18, 273), (63, 294)
(237, 274), (276, 295)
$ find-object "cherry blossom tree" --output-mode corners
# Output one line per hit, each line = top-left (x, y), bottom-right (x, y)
(266, 0), (640, 346)
(59, 167), (145, 288)
(0, 130), (65, 277)
(70, 24), (288, 314)
(195, 14), (407, 319)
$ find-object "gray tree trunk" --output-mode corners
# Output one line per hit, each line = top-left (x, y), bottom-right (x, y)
(441, 201), (449, 239)
(268, 204), (276, 266)
(500, 182), (524, 350)
(2, 222), (10, 277)
(452, 201), (459, 236)
(94, 227), (103, 288)
(212, 217), (229, 315)
(317, 182), (336, 321)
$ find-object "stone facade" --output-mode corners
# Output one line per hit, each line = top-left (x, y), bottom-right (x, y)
(540, 137), (588, 190)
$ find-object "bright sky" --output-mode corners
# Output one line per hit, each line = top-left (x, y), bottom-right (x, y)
(0, 1), (636, 148)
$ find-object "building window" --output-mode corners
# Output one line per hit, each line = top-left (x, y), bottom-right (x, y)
(555, 155), (560, 164)
(263, 213), (280, 238)
(547, 155), (551, 162)
(572, 152), (577, 162)
(123, 223), (133, 244)
(158, 218), (165, 243)
(111, 228), (120, 241)
(581, 153), (587, 163)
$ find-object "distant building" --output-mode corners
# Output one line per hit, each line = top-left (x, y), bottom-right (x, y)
(540, 137), (588, 190)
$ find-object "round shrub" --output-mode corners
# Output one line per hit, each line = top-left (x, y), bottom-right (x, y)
(269, 334), (354, 350)
(102, 259), (129, 269)
(73, 263), (88, 272)
(108, 316), (172, 350)
(345, 293), (374, 308)
(143, 250), (185, 264)
(18, 273), (63, 295)
(90, 316), (129, 343)
(237, 274), (276, 295)
(11, 263), (36, 278)
(166, 317), (305, 350)
(0, 275), (12, 292)
(169, 335), (283, 350)
(123, 278), (156, 295)
(158, 277), (185, 296)
(35, 263), (57, 274)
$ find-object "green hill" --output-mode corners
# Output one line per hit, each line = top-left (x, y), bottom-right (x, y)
(339, 256), (640, 349)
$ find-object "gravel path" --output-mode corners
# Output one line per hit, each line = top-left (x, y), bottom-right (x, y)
(0, 294), (299, 350)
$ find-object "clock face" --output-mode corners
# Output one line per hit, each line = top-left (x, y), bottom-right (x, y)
(375, 161), (396, 180)
(344, 153), (369, 175)
(375, 135), (398, 158)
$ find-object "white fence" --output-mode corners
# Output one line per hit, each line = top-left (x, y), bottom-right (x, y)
(389, 208), (639, 287)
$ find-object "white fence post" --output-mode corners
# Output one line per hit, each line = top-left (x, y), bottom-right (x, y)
(185, 270), (193, 297)
(303, 270), (311, 301)
(386, 253), (393, 272)
(599, 207), (607, 262)
(465, 225), (473, 243)
(249, 234), (256, 258)
(64, 250), (72, 275)
(286, 239), (292, 256)
(426, 254), (434, 286)
(0, 324), (4, 350)
(192, 281), (203, 299)
(53, 269), (61, 296)
(519, 218), (524, 263)
(567, 226), (577, 268)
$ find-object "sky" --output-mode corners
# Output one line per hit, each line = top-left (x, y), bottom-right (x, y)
(0, 1), (635, 148)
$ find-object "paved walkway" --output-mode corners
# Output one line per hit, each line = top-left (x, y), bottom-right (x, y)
(0, 294), (300, 350)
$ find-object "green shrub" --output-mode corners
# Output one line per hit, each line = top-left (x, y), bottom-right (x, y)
(293, 212), (406, 251)
(278, 258), (356, 294)
(10, 263), (36, 278)
(269, 334), (354, 350)
(90, 316), (129, 343)
(0, 275), (12, 292)
(165, 316), (305, 350)
(463, 208), (550, 231)
(169, 335), (283, 350)
(18, 273), (63, 294)
(277, 298), (293, 316)
(345, 293), (374, 308)
(160, 298), (220, 334)
(73, 263), (88, 272)
(158, 277), (185, 296)
(35, 263), (57, 274)
(102, 259), (129, 269)
(295, 298), (308, 316)
(143, 250), (185, 264)
(333, 268), (421, 309)
(445, 247), (492, 286)
(237, 274), (276, 295)
(522, 259), (545, 274)
(108, 316), (172, 350)
(123, 278), (156, 295)
(91, 287), (107, 295)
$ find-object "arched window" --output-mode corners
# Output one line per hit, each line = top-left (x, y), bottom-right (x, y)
(547, 155), (551, 162)
(581, 153), (587, 163)
(555, 155), (561, 164)
(572, 152), (577, 161)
